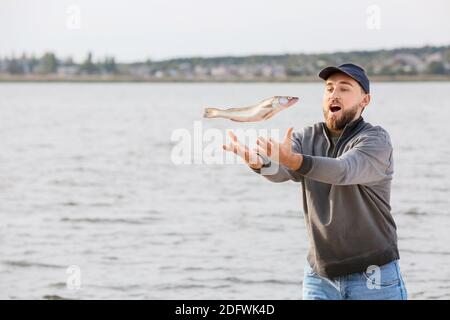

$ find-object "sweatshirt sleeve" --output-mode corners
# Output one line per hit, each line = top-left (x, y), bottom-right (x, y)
(250, 130), (304, 183)
(297, 128), (393, 186)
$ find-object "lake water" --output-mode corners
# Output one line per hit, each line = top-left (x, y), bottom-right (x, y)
(0, 82), (449, 299)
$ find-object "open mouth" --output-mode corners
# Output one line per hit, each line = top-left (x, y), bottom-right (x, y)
(329, 105), (342, 113)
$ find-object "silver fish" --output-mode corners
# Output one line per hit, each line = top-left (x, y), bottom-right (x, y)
(203, 96), (299, 122)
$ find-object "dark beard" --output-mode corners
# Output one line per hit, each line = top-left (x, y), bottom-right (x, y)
(324, 104), (359, 131)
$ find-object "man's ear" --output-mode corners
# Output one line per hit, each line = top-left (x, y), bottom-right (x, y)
(361, 94), (371, 108)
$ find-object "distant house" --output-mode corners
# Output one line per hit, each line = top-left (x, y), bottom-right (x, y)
(128, 65), (151, 77)
(57, 65), (78, 76)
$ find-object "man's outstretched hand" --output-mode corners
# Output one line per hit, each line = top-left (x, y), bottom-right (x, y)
(255, 127), (303, 171)
(222, 131), (263, 169)
(222, 128), (303, 171)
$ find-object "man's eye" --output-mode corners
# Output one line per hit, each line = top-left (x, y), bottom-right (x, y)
(341, 88), (348, 92)
(327, 88), (333, 92)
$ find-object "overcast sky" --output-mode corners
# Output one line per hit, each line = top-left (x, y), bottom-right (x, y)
(1, 0), (449, 62)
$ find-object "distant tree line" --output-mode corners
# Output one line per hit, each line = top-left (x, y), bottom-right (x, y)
(0, 51), (117, 75)
(1, 45), (449, 79)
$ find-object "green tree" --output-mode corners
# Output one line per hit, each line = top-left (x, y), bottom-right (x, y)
(28, 55), (39, 73)
(6, 57), (23, 74)
(37, 52), (58, 74)
(426, 61), (446, 75)
(79, 52), (98, 74)
(102, 56), (117, 74)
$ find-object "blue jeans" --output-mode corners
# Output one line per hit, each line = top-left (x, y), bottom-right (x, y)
(303, 259), (408, 300)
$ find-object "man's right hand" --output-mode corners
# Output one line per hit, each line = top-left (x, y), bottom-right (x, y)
(222, 131), (263, 169)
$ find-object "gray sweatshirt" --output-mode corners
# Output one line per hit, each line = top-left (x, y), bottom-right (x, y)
(252, 116), (399, 279)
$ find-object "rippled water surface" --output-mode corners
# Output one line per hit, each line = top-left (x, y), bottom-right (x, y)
(1, 82), (449, 299)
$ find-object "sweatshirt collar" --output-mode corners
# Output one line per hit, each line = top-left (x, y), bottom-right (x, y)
(344, 116), (364, 133)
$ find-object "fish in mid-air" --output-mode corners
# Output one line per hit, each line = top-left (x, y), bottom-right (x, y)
(203, 96), (299, 122)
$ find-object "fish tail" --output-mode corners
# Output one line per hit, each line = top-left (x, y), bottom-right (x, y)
(203, 107), (220, 118)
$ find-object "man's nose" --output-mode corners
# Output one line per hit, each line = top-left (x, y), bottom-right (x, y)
(329, 89), (340, 100)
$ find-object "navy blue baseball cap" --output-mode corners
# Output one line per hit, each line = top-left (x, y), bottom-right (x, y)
(318, 63), (370, 94)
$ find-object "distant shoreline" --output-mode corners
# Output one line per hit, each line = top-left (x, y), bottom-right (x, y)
(1, 74), (450, 83)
